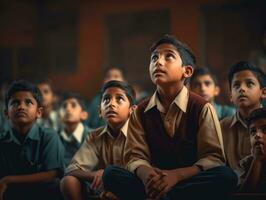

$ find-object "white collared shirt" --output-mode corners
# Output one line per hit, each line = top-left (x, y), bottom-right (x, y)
(60, 122), (84, 144)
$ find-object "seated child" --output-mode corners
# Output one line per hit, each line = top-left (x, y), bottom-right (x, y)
(60, 80), (135, 200)
(87, 67), (126, 129)
(220, 61), (266, 186)
(240, 108), (266, 192)
(36, 78), (60, 131)
(58, 92), (90, 166)
(0, 80), (65, 200)
(190, 67), (235, 120)
(103, 35), (237, 200)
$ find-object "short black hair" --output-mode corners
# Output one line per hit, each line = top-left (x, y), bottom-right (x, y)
(150, 34), (196, 68)
(61, 92), (87, 111)
(101, 80), (136, 106)
(190, 67), (218, 86)
(247, 107), (266, 128)
(34, 78), (54, 93)
(5, 80), (43, 109)
(228, 61), (266, 89)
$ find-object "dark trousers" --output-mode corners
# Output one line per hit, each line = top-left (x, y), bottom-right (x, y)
(103, 165), (238, 200)
(3, 179), (63, 200)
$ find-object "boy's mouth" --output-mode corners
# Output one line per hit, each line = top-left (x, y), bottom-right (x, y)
(153, 69), (165, 76)
(238, 95), (248, 100)
(106, 110), (118, 116)
(15, 111), (27, 117)
(254, 140), (264, 146)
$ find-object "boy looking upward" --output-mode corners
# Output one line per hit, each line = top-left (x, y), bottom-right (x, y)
(0, 80), (64, 200)
(103, 35), (237, 200)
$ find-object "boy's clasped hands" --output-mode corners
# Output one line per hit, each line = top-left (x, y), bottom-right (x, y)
(140, 166), (180, 200)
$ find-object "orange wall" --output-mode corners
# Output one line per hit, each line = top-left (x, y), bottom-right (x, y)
(1, 0), (234, 100)
(51, 0), (229, 100)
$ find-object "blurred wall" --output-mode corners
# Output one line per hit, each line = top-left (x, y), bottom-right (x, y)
(0, 0), (265, 103)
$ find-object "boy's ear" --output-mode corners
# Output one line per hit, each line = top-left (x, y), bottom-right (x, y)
(81, 111), (88, 120)
(36, 107), (43, 119)
(261, 87), (266, 99)
(129, 105), (137, 115)
(183, 65), (193, 78)
(214, 86), (220, 97)
(98, 106), (102, 119)
(229, 93), (233, 103)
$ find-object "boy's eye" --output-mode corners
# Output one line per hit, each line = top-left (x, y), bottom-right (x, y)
(151, 54), (158, 62)
(62, 103), (67, 109)
(117, 96), (125, 103)
(10, 100), (19, 107)
(25, 99), (33, 105)
(246, 81), (254, 87)
(165, 53), (175, 60)
(102, 97), (110, 104)
(71, 102), (77, 108)
(261, 126), (266, 134)
(204, 80), (212, 86)
(249, 128), (256, 136)
(232, 82), (240, 89)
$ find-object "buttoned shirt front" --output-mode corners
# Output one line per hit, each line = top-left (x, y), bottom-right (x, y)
(66, 120), (128, 173)
(220, 112), (251, 180)
(125, 86), (225, 172)
(0, 124), (65, 178)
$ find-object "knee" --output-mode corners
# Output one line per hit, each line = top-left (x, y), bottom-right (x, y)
(212, 166), (238, 190)
(60, 175), (81, 194)
(102, 165), (119, 189)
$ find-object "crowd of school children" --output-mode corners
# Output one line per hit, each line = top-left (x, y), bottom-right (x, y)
(0, 35), (266, 200)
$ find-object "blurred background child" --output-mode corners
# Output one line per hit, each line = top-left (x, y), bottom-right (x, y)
(190, 67), (235, 120)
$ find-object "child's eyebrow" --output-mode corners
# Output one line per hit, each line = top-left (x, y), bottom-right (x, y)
(244, 78), (256, 81)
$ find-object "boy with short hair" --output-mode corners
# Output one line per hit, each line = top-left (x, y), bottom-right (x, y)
(103, 35), (237, 200)
(221, 61), (266, 186)
(36, 78), (60, 131)
(87, 67), (126, 129)
(0, 80), (65, 200)
(190, 67), (235, 120)
(58, 92), (90, 166)
(240, 108), (266, 192)
(60, 80), (135, 200)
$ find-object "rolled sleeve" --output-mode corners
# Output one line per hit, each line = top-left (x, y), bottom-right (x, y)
(124, 109), (152, 173)
(66, 134), (99, 174)
(195, 103), (226, 170)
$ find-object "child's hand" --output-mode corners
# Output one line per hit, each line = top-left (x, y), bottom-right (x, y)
(90, 169), (104, 190)
(252, 143), (266, 161)
(146, 168), (179, 199)
(0, 177), (9, 200)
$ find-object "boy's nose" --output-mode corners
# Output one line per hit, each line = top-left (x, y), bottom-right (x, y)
(155, 56), (164, 66)
(18, 102), (26, 109)
(200, 84), (206, 91)
(238, 85), (246, 93)
(255, 131), (263, 138)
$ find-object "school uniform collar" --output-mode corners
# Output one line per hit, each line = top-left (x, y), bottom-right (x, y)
(60, 122), (84, 143)
(98, 119), (129, 138)
(144, 86), (188, 113)
(230, 111), (247, 129)
(0, 123), (40, 145)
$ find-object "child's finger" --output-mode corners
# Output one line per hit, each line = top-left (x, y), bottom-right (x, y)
(153, 182), (169, 199)
(146, 174), (161, 190)
(96, 175), (104, 189)
(147, 178), (167, 198)
(94, 175), (102, 189)
(90, 175), (98, 189)
(153, 168), (167, 176)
